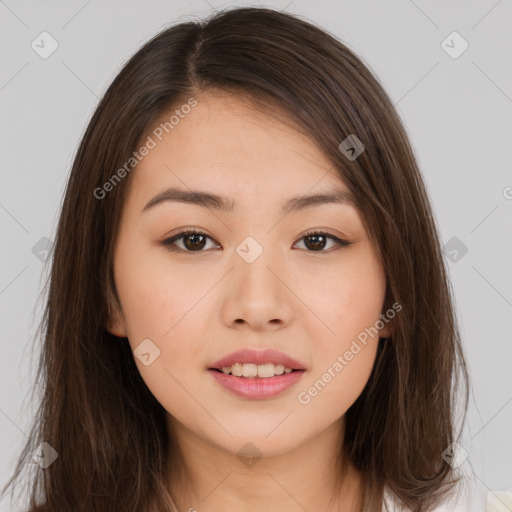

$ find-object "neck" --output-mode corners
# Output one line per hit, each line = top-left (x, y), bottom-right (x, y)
(165, 415), (362, 512)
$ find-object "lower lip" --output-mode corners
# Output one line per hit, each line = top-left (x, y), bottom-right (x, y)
(207, 369), (305, 399)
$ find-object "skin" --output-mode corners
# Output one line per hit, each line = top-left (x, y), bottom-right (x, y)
(108, 90), (390, 511)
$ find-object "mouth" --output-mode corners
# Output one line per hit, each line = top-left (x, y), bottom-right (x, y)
(207, 348), (307, 399)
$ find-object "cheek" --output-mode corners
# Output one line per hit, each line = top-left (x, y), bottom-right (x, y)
(114, 252), (209, 420)
(296, 340), (379, 424)
(113, 243), (213, 390)
(114, 241), (209, 340)
(298, 253), (386, 346)
(293, 252), (385, 413)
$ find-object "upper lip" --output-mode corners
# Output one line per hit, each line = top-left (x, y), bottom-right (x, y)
(209, 348), (306, 371)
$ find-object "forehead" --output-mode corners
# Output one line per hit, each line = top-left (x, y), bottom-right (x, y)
(128, 91), (351, 209)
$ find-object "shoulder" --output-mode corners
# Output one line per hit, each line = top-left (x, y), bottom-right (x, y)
(383, 471), (488, 511)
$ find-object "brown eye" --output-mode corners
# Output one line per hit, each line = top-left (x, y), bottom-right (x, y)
(182, 232), (207, 251)
(304, 233), (328, 251)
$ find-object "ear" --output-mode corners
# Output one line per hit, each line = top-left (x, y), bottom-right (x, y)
(106, 298), (127, 338)
(107, 321), (127, 338)
(378, 319), (391, 339)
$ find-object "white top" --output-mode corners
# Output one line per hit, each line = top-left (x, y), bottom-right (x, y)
(383, 471), (489, 511)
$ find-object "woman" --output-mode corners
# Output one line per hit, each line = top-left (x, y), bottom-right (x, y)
(2, 6), (473, 511)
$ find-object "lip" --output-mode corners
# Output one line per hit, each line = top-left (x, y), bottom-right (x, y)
(207, 368), (305, 399)
(208, 348), (306, 371)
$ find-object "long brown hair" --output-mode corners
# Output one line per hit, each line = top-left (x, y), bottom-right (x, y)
(2, 6), (469, 511)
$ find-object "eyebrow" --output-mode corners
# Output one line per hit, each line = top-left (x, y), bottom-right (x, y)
(141, 186), (356, 215)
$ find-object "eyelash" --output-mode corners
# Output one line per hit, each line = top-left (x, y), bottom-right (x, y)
(161, 228), (352, 254)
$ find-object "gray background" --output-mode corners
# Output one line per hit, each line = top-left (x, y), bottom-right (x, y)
(1, 0), (511, 510)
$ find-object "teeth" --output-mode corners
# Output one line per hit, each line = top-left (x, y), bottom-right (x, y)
(219, 362), (295, 378)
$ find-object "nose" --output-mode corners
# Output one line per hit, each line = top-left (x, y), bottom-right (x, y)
(220, 246), (295, 332)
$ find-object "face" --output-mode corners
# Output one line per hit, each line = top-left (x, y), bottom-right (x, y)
(109, 90), (390, 459)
